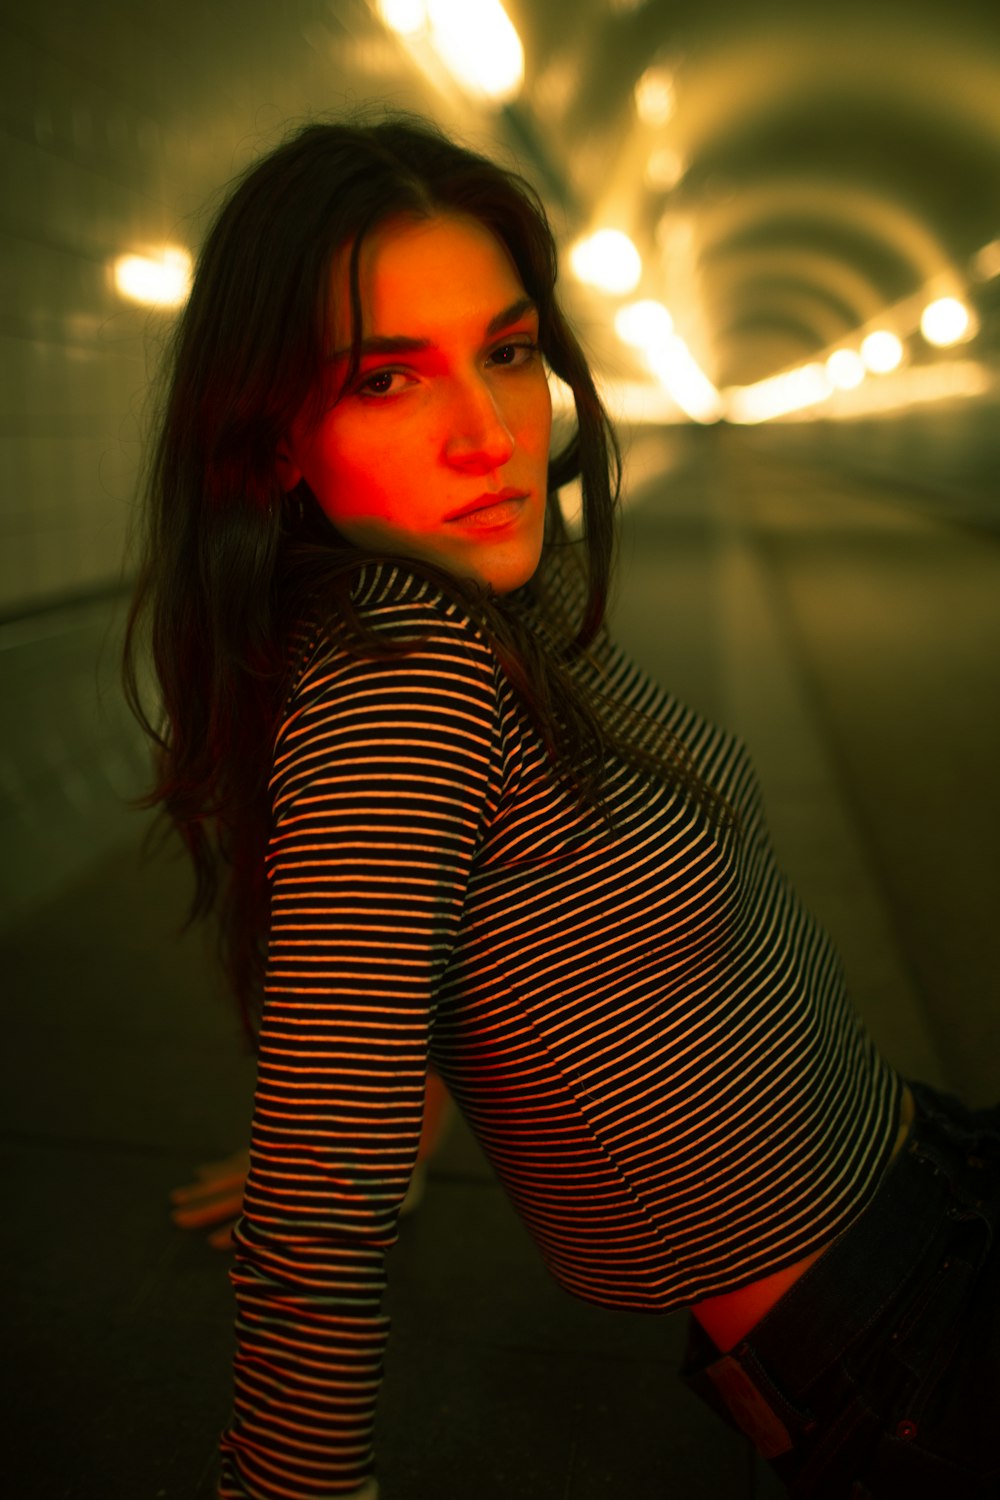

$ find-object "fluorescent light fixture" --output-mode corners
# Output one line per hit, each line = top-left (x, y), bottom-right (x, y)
(645, 336), (723, 424)
(378, 0), (524, 102)
(377, 0), (425, 33)
(920, 296), (971, 347)
(113, 246), (192, 307)
(726, 364), (833, 424)
(614, 299), (674, 350)
(634, 66), (675, 126)
(860, 330), (904, 374)
(569, 230), (642, 295)
(972, 239), (1000, 281)
(825, 349), (865, 390)
(644, 147), (685, 191)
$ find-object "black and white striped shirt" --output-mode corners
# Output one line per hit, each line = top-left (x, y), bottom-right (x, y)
(220, 556), (901, 1498)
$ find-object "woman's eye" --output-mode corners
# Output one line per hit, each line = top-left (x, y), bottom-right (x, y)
(490, 341), (539, 368)
(357, 369), (410, 399)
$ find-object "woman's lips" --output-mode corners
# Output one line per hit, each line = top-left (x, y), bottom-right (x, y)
(445, 495), (527, 529)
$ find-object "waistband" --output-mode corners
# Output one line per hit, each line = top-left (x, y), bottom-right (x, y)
(686, 1080), (996, 1457)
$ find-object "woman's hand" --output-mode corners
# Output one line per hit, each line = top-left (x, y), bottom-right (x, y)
(170, 1147), (250, 1250)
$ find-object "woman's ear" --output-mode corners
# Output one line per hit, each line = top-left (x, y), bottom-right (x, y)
(275, 439), (303, 494)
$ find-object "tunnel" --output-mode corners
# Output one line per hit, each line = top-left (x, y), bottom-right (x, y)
(2, 2), (999, 1496)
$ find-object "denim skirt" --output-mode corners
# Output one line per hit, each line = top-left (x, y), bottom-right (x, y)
(679, 1081), (1000, 1497)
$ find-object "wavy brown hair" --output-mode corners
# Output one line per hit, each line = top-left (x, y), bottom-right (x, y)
(123, 111), (725, 1042)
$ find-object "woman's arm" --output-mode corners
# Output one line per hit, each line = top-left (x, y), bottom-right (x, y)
(172, 1070), (453, 1249)
(219, 592), (501, 1499)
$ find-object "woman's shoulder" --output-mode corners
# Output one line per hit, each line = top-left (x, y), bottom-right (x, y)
(284, 558), (497, 704)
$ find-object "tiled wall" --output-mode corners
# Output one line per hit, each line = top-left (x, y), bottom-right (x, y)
(0, 599), (154, 922)
(0, 0), (483, 926)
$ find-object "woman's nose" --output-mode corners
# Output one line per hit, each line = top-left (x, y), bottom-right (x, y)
(443, 375), (515, 473)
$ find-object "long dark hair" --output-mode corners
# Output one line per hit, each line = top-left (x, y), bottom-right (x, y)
(123, 111), (724, 1042)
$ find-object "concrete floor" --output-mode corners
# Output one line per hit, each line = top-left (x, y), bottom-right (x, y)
(4, 425), (998, 1498)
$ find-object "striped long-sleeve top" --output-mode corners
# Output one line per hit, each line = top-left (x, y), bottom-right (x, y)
(219, 553), (902, 1498)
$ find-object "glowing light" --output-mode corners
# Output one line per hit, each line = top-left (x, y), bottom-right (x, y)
(823, 360), (994, 417)
(634, 66), (675, 126)
(920, 296), (970, 347)
(614, 299), (674, 350)
(860, 330), (904, 374)
(377, 0), (426, 34)
(972, 239), (1000, 281)
(425, 0), (524, 102)
(113, 246), (192, 307)
(727, 364), (833, 425)
(825, 349), (865, 390)
(727, 354), (994, 424)
(569, 230), (642, 295)
(646, 336), (723, 424)
(644, 147), (684, 192)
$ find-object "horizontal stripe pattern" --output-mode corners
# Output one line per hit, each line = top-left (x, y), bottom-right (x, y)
(220, 556), (900, 1497)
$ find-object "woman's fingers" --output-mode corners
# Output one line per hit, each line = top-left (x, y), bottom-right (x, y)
(187, 1147), (252, 1187)
(171, 1167), (248, 1206)
(171, 1188), (244, 1229)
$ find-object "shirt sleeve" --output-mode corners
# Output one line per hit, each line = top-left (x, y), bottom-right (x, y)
(219, 586), (503, 1498)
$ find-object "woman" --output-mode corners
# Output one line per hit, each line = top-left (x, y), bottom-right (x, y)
(124, 113), (999, 1499)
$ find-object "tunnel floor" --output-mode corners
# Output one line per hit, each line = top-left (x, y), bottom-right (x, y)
(4, 428), (998, 1498)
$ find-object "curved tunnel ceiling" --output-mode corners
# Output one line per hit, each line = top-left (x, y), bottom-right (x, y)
(42, 0), (999, 408)
(500, 0), (1000, 391)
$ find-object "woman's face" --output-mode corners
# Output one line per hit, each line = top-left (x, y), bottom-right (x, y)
(278, 212), (553, 595)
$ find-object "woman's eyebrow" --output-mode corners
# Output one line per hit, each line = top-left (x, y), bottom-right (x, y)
(329, 296), (538, 362)
(485, 295), (538, 337)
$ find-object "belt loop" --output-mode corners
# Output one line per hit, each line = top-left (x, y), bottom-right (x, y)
(705, 1351), (795, 1458)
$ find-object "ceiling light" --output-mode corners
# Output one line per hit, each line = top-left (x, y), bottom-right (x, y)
(646, 337), (723, 424)
(377, 0), (425, 35)
(825, 349), (865, 390)
(860, 330), (904, 374)
(569, 230), (642, 295)
(614, 300), (674, 350)
(634, 66), (675, 126)
(972, 240), (1000, 281)
(726, 364), (833, 424)
(644, 148), (684, 192)
(920, 296), (970, 347)
(425, 0), (524, 102)
(113, 247), (192, 307)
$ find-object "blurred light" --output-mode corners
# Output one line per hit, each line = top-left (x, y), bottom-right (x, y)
(646, 336), (723, 423)
(113, 246), (192, 307)
(727, 354), (994, 424)
(655, 211), (694, 253)
(569, 229), (642, 294)
(825, 349), (865, 390)
(822, 360), (994, 417)
(860, 330), (904, 374)
(603, 380), (686, 423)
(377, 0), (425, 34)
(726, 364), (833, 424)
(920, 296), (970, 347)
(634, 66), (675, 125)
(425, 0), (524, 102)
(644, 147), (685, 191)
(614, 299), (674, 349)
(972, 239), (1000, 281)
